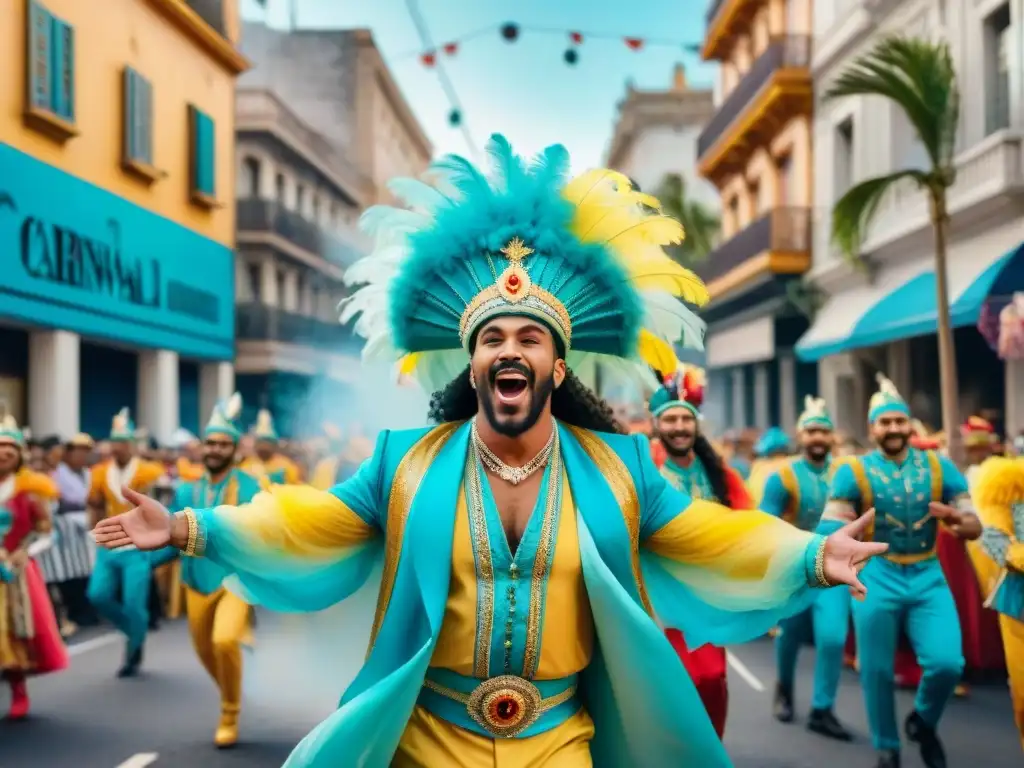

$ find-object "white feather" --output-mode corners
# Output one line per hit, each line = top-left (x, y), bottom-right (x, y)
(641, 290), (706, 350)
(386, 177), (452, 214)
(224, 392), (242, 421)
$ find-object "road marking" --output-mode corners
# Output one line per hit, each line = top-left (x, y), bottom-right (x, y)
(69, 631), (120, 657)
(115, 754), (158, 768)
(726, 649), (765, 692)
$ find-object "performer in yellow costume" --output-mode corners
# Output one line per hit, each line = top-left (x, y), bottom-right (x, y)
(168, 394), (261, 748)
(240, 409), (301, 485)
(86, 408), (166, 677)
(95, 135), (887, 767)
(969, 456), (1024, 753)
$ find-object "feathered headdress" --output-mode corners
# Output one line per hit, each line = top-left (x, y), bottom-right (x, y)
(648, 364), (706, 418)
(961, 416), (997, 447)
(205, 392), (243, 442)
(340, 134), (709, 392)
(797, 395), (834, 431)
(0, 414), (24, 447)
(868, 372), (909, 423)
(109, 407), (136, 442)
(253, 408), (279, 442)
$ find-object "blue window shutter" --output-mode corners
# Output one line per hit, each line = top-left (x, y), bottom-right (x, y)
(124, 68), (136, 161)
(192, 108), (215, 197)
(49, 17), (74, 122)
(203, 113), (216, 196)
(27, 3), (53, 112)
(140, 76), (153, 165)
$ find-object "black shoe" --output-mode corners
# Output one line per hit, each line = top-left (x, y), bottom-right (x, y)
(875, 749), (900, 768)
(116, 645), (143, 678)
(904, 711), (946, 768)
(807, 708), (852, 741)
(773, 683), (794, 723)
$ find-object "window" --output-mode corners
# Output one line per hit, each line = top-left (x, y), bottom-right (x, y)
(312, 194), (320, 221)
(25, 1), (75, 138)
(122, 67), (154, 170)
(777, 153), (793, 205)
(833, 117), (854, 200)
(275, 173), (285, 202)
(188, 105), (216, 204)
(240, 156), (260, 198)
(984, 4), (1011, 135)
(247, 263), (262, 302)
(296, 184), (306, 213)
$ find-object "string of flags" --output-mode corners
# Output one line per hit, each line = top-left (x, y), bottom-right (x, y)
(412, 22), (701, 70)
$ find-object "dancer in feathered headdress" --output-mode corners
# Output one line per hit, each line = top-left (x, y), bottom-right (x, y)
(0, 413), (67, 719)
(759, 396), (851, 740)
(164, 392), (261, 748)
(86, 407), (167, 679)
(94, 135), (889, 768)
(817, 371), (983, 765)
(647, 363), (751, 739)
(240, 409), (301, 486)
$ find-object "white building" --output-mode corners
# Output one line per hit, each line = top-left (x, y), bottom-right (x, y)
(231, 23), (433, 436)
(797, 0), (1024, 437)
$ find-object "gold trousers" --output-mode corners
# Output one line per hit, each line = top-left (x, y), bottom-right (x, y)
(1001, 613), (1024, 753)
(185, 587), (251, 711)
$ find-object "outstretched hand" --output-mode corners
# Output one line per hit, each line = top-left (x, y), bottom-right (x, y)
(92, 486), (173, 551)
(822, 510), (888, 600)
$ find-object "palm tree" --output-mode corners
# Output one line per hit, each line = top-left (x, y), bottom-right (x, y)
(824, 36), (963, 461)
(655, 172), (720, 268)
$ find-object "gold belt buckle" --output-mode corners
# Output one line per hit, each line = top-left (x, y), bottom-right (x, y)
(466, 675), (544, 738)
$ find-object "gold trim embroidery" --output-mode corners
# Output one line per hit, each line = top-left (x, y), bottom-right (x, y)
(466, 441), (495, 678)
(368, 422), (461, 651)
(522, 444), (563, 679)
(565, 426), (653, 617)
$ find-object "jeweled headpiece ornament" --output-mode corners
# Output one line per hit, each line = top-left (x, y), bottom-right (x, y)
(109, 407), (135, 442)
(648, 364), (706, 418)
(868, 372), (909, 423)
(340, 134), (709, 391)
(205, 392), (243, 442)
(797, 395), (834, 431)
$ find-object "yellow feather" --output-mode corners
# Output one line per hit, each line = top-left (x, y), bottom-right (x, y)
(398, 353), (420, 375)
(561, 169), (635, 205)
(974, 456), (1024, 507)
(637, 330), (679, 374)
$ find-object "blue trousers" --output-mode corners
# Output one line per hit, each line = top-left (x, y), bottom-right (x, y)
(87, 547), (152, 655)
(853, 557), (963, 751)
(776, 585), (850, 710)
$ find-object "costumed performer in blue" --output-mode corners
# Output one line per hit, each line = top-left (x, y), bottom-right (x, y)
(172, 393), (261, 748)
(760, 396), (851, 740)
(817, 373), (982, 768)
(94, 135), (888, 768)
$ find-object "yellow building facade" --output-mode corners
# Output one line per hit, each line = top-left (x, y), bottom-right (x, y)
(0, 0), (247, 441)
(695, 0), (815, 431)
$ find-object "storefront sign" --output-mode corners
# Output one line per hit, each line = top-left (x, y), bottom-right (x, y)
(0, 145), (234, 360)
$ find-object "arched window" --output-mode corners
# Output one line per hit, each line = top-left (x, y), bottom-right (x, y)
(240, 156), (261, 198)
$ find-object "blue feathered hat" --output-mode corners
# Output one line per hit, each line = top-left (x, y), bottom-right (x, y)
(648, 364), (705, 419)
(340, 135), (710, 392)
(868, 372), (910, 423)
(204, 393), (243, 442)
(797, 396), (834, 431)
(109, 408), (135, 442)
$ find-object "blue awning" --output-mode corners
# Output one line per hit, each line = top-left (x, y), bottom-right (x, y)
(796, 242), (1024, 362)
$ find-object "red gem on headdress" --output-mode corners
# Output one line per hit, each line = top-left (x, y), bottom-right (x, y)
(506, 274), (521, 293)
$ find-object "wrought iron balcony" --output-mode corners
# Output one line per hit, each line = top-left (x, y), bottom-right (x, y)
(186, 0), (226, 36)
(235, 198), (362, 268)
(694, 207), (811, 286)
(236, 303), (362, 353)
(697, 35), (812, 160)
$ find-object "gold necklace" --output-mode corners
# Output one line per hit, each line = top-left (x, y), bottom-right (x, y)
(471, 418), (555, 485)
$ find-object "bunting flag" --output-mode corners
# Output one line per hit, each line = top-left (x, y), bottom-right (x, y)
(409, 21), (701, 68)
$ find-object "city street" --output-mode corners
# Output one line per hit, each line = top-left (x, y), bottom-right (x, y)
(0, 614), (1019, 767)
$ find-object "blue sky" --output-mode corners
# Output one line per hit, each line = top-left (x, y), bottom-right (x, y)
(240, 0), (716, 169)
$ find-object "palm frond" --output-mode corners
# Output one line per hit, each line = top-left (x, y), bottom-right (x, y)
(655, 173), (720, 266)
(823, 36), (960, 173)
(831, 170), (926, 264)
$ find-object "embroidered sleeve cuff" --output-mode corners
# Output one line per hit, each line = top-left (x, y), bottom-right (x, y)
(179, 508), (209, 557)
(803, 534), (828, 587)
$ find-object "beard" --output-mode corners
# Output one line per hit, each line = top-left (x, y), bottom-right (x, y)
(804, 443), (830, 462)
(658, 429), (695, 458)
(203, 454), (235, 475)
(878, 433), (909, 457)
(478, 360), (555, 438)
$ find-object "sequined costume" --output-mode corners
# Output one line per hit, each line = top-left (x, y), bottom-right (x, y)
(760, 397), (850, 738)
(0, 416), (68, 719)
(165, 137), (839, 767)
(818, 374), (971, 760)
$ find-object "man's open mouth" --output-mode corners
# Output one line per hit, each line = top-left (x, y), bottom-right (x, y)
(494, 372), (529, 404)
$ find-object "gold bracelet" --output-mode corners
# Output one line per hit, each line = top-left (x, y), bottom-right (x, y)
(814, 540), (832, 588)
(183, 509), (198, 557)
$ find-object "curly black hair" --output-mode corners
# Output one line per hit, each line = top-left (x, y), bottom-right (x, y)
(428, 366), (626, 434)
(691, 433), (731, 505)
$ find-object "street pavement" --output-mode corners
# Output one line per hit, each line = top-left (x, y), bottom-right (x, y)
(1, 613), (1020, 767)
